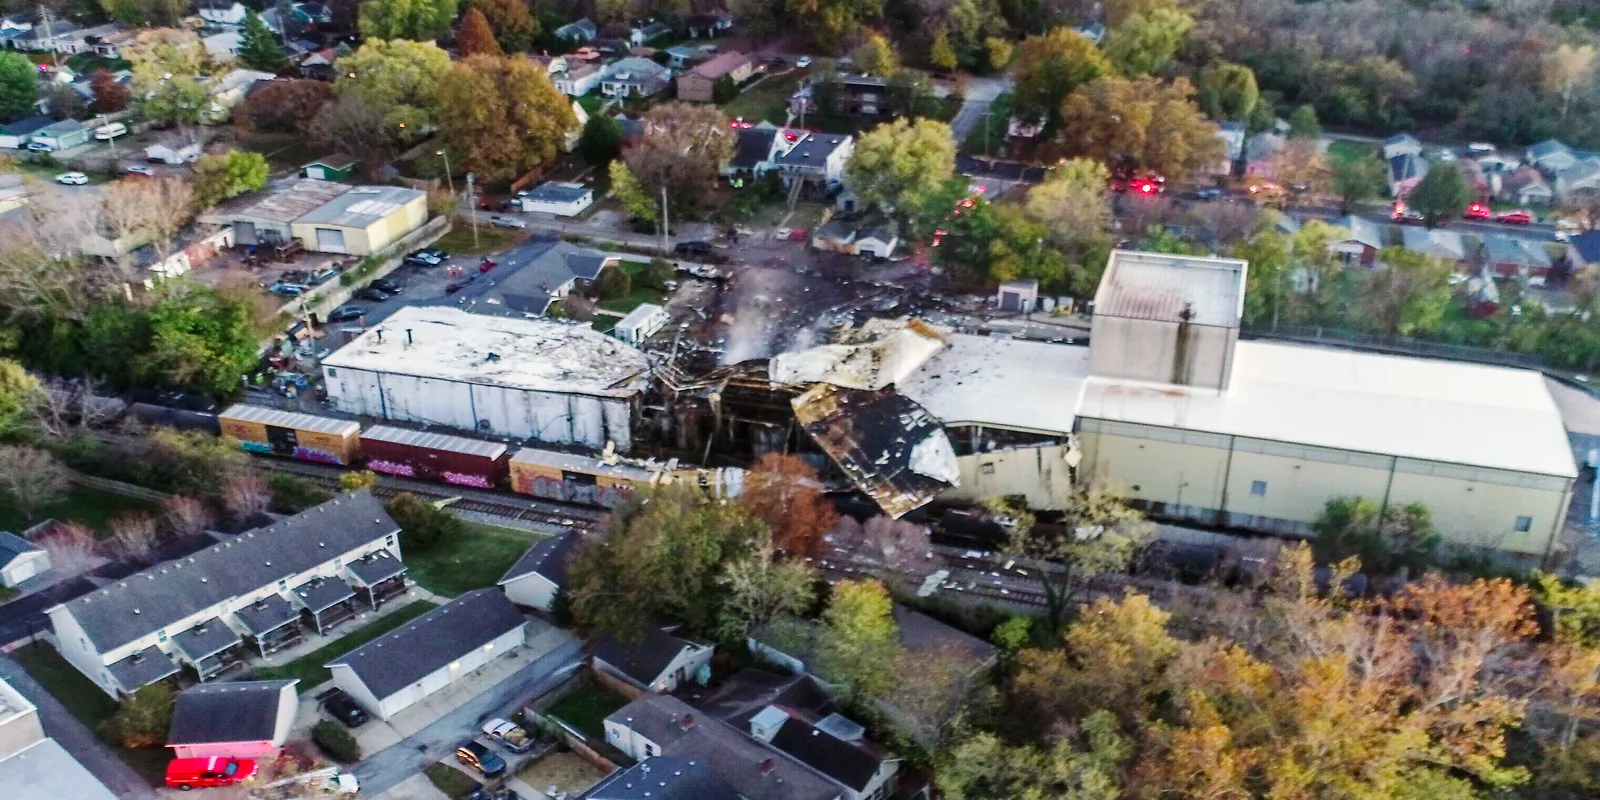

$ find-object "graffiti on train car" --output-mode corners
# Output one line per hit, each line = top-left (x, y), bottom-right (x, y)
(443, 471), (494, 489)
(368, 459), (417, 477)
(292, 446), (345, 465)
(521, 475), (635, 508)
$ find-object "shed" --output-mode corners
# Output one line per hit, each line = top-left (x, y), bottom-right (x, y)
(497, 531), (576, 611)
(300, 154), (358, 181)
(854, 222), (898, 259)
(676, 52), (752, 102)
(997, 280), (1039, 313)
(517, 181), (594, 216)
(29, 119), (89, 151)
(218, 404), (361, 464)
(613, 302), (668, 347)
(0, 531), (48, 588)
(359, 425), (509, 488)
(167, 680), (299, 760)
(591, 627), (714, 694)
(289, 185), (427, 255)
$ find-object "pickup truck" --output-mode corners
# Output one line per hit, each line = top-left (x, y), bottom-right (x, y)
(482, 718), (536, 753)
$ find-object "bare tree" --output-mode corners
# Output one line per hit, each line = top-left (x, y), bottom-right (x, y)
(0, 446), (70, 521)
(28, 378), (119, 441)
(108, 513), (161, 564)
(37, 521), (100, 577)
(161, 494), (213, 540)
(854, 515), (938, 578)
(222, 473), (272, 522)
(100, 178), (197, 265)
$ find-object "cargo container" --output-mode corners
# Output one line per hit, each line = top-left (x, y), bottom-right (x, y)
(360, 426), (509, 488)
(218, 405), (360, 465)
(508, 448), (659, 507)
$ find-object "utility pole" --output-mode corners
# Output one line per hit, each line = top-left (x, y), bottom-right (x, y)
(38, 6), (60, 68)
(465, 172), (480, 250)
(660, 184), (669, 255)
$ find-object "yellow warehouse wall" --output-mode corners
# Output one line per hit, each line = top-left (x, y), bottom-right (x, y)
(1222, 450), (1391, 524)
(941, 446), (1077, 509)
(1386, 472), (1567, 556)
(1080, 431), (1226, 510)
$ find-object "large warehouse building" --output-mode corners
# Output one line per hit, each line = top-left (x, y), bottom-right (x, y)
(320, 306), (651, 451)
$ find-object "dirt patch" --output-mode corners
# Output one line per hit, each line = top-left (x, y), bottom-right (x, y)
(516, 751), (608, 797)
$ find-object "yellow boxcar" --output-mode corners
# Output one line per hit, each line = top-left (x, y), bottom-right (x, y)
(508, 448), (659, 508)
(218, 404), (361, 465)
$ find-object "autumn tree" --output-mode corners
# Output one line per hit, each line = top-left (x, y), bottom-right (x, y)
(1198, 61), (1259, 122)
(222, 473), (272, 522)
(238, 10), (287, 72)
(455, 9), (502, 57)
(1266, 137), (1332, 198)
(0, 445), (68, 520)
(609, 161), (656, 222)
(1011, 27), (1111, 125)
(1060, 76), (1223, 182)
(90, 69), (131, 113)
(1232, 226), (1291, 327)
(736, 453), (837, 558)
(1545, 43), (1596, 124)
(161, 494), (213, 540)
(1023, 157), (1114, 293)
(0, 360), (42, 437)
(929, 27), (959, 73)
(358, 0), (457, 41)
(1407, 162), (1472, 228)
(717, 543), (817, 641)
(191, 150), (269, 210)
(0, 51), (36, 121)
(469, 0), (539, 52)
(332, 39), (453, 144)
(1364, 246), (1453, 337)
(814, 579), (902, 703)
(311, 96), (393, 163)
(853, 31), (900, 77)
(1102, 6), (1192, 77)
(235, 79), (334, 135)
(38, 522), (98, 577)
(996, 486), (1152, 633)
(438, 55), (576, 183)
(126, 29), (211, 128)
(785, 0), (883, 49)
(845, 117), (956, 219)
(620, 103), (734, 219)
(109, 512), (161, 564)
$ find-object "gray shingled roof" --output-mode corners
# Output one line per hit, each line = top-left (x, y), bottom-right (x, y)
(167, 680), (297, 746)
(54, 491), (397, 654)
(498, 531), (575, 588)
(106, 646), (179, 691)
(233, 595), (299, 636)
(292, 577), (353, 613)
(586, 757), (741, 800)
(169, 618), (243, 661)
(769, 715), (884, 791)
(346, 549), (406, 586)
(592, 628), (699, 686)
(0, 531), (40, 567)
(326, 589), (525, 701)
(454, 239), (612, 317)
(777, 134), (849, 169)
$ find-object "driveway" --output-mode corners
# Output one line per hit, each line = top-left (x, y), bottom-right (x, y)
(948, 74), (1013, 145)
(0, 653), (160, 800)
(352, 636), (584, 796)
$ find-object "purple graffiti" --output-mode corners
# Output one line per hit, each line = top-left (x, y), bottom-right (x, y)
(368, 459), (416, 477)
(293, 447), (344, 465)
(443, 471), (492, 488)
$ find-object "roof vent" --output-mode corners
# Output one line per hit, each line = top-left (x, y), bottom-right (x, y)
(201, 577), (207, 583)
(133, 608), (140, 614)
(760, 757), (776, 776)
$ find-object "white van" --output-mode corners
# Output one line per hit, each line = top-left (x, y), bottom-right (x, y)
(92, 122), (127, 141)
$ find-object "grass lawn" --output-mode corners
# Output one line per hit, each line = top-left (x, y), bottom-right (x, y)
(11, 161), (116, 185)
(544, 681), (630, 740)
(722, 70), (806, 124)
(433, 225), (522, 256)
(240, 133), (331, 175)
(404, 523), (534, 597)
(962, 92), (1013, 154)
(1326, 139), (1378, 165)
(66, 54), (132, 74)
(425, 763), (482, 799)
(252, 600), (437, 686)
(0, 486), (155, 537)
(577, 93), (605, 115)
(12, 644), (169, 785)
(596, 260), (667, 315)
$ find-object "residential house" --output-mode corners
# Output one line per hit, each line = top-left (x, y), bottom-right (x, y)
(1555, 157), (1600, 198)
(566, 100), (587, 152)
(166, 680), (298, 759)
(629, 20), (671, 46)
(45, 490), (404, 696)
(292, 2), (333, 26)
(1568, 231), (1600, 270)
(203, 30), (243, 61)
(1483, 233), (1555, 284)
(0, 531), (48, 588)
(300, 154), (358, 181)
(832, 74), (894, 117)
(587, 758), (741, 800)
(677, 52), (753, 102)
(1215, 121), (1245, 178)
(750, 706), (901, 800)
(198, 2), (249, 26)
(614, 303), (669, 347)
(0, 678), (118, 800)
(1073, 21), (1106, 45)
(83, 25), (135, 59)
(811, 218), (857, 254)
(145, 135), (204, 165)
(664, 45), (698, 69)
(1527, 139), (1578, 174)
(1476, 151), (1521, 174)
(10, 20), (85, 53)
(327, 589), (527, 721)
(453, 239), (614, 316)
(685, 11), (733, 38)
(1382, 134), (1423, 160)
(591, 627), (715, 696)
(29, 119), (89, 151)
(298, 47), (337, 80)
(600, 57), (670, 99)
(775, 133), (853, 193)
(553, 62), (604, 96)
(0, 116), (53, 150)
(604, 693), (844, 800)
(1457, 156), (1494, 198)
(1387, 152), (1429, 197)
(854, 222), (899, 259)
(1400, 226), (1469, 272)
(554, 18), (597, 42)
(517, 181), (594, 216)
(207, 69), (277, 121)
(1244, 132), (1284, 178)
(1501, 166), (1554, 206)
(1329, 215), (1386, 265)
(724, 125), (782, 178)
(497, 531), (576, 612)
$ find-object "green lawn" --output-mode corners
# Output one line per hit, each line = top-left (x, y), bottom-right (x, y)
(252, 600), (437, 686)
(545, 681), (630, 740)
(66, 53), (132, 74)
(425, 763), (482, 799)
(0, 487), (155, 537)
(11, 644), (169, 786)
(596, 260), (668, 315)
(1326, 139), (1378, 165)
(722, 70), (806, 124)
(962, 92), (1014, 155)
(433, 225), (522, 256)
(406, 523), (537, 597)
(577, 93), (605, 114)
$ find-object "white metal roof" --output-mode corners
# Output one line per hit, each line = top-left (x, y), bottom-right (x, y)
(1094, 250), (1246, 328)
(509, 447), (658, 481)
(219, 404), (360, 436)
(361, 425), (508, 459)
(614, 303), (665, 333)
(1076, 341), (1577, 478)
(321, 306), (650, 397)
(898, 334), (1087, 436)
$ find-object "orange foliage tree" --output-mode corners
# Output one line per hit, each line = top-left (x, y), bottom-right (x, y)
(737, 453), (837, 558)
(455, 8), (502, 57)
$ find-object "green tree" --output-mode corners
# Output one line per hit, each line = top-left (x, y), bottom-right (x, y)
(1534, 572), (1600, 648)
(358, 0), (457, 41)
(1365, 246), (1452, 337)
(785, 0), (884, 50)
(1312, 496), (1441, 574)
(101, 684), (173, 748)
(1102, 7), (1192, 77)
(609, 161), (656, 222)
(1011, 27), (1111, 125)
(0, 52), (37, 121)
(312, 720), (361, 762)
(1023, 158), (1114, 294)
(853, 31), (901, 77)
(845, 117), (957, 218)
(1407, 162), (1472, 228)
(984, 37), (1013, 71)
(929, 27), (960, 73)
(126, 29), (211, 127)
(1198, 61), (1258, 122)
(1288, 104), (1320, 138)
(938, 711), (1130, 800)
(579, 114), (623, 165)
(269, 472), (334, 512)
(455, 8), (502, 57)
(594, 264), (631, 300)
(238, 10), (287, 72)
(713, 74), (738, 104)
(190, 149), (269, 210)
(470, 0), (539, 52)
(339, 470), (379, 492)
(646, 258), (675, 289)
(138, 285), (261, 396)
(987, 204), (1066, 285)
(717, 543), (817, 641)
(1231, 226), (1291, 327)
(0, 360), (42, 436)
(1330, 153), (1388, 213)
(385, 492), (463, 551)
(814, 579), (902, 703)
(996, 487), (1152, 634)
(334, 39), (454, 145)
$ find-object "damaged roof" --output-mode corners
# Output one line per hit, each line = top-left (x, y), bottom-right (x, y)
(792, 383), (957, 518)
(770, 318), (947, 391)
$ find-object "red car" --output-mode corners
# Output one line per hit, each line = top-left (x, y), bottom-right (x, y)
(1495, 210), (1534, 225)
(1463, 202), (1491, 220)
(166, 757), (257, 791)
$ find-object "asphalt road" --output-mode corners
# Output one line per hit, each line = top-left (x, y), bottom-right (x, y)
(947, 74), (1013, 145)
(352, 637), (584, 796)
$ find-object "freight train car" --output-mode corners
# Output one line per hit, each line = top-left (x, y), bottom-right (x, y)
(508, 448), (658, 508)
(218, 405), (361, 465)
(360, 425), (509, 488)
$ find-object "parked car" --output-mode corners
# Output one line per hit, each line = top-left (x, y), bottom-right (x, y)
(403, 248), (448, 267)
(319, 689), (369, 727)
(371, 277), (403, 293)
(25, 141), (54, 152)
(482, 719), (535, 753)
(1463, 202), (1491, 220)
(166, 757), (257, 790)
(675, 240), (714, 257)
(456, 741), (507, 778)
(325, 306), (370, 324)
(267, 282), (309, 296)
(93, 122), (127, 140)
(125, 164), (154, 176)
(55, 172), (88, 185)
(1496, 210), (1534, 225)
(1194, 188), (1224, 201)
(488, 214), (528, 229)
(1392, 208), (1425, 225)
(355, 287), (392, 302)
(796, 55), (813, 68)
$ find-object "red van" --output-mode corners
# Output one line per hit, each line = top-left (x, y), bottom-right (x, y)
(165, 756), (257, 790)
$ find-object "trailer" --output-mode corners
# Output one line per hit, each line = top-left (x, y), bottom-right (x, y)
(360, 425), (510, 488)
(218, 405), (361, 465)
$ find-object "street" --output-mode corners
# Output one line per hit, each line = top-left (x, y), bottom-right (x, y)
(947, 74), (1013, 145)
(0, 652), (159, 800)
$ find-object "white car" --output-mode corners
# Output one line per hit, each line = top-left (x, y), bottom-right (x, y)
(795, 56), (812, 68)
(55, 172), (89, 185)
(488, 214), (528, 229)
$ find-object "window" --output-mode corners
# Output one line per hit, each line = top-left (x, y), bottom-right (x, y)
(326, 368), (338, 377)
(386, 534), (396, 547)
(646, 743), (659, 756)
(980, 463), (995, 474)
(1514, 516), (1533, 533)
(157, 630), (167, 643)
(278, 579), (288, 591)
(1250, 481), (1268, 497)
